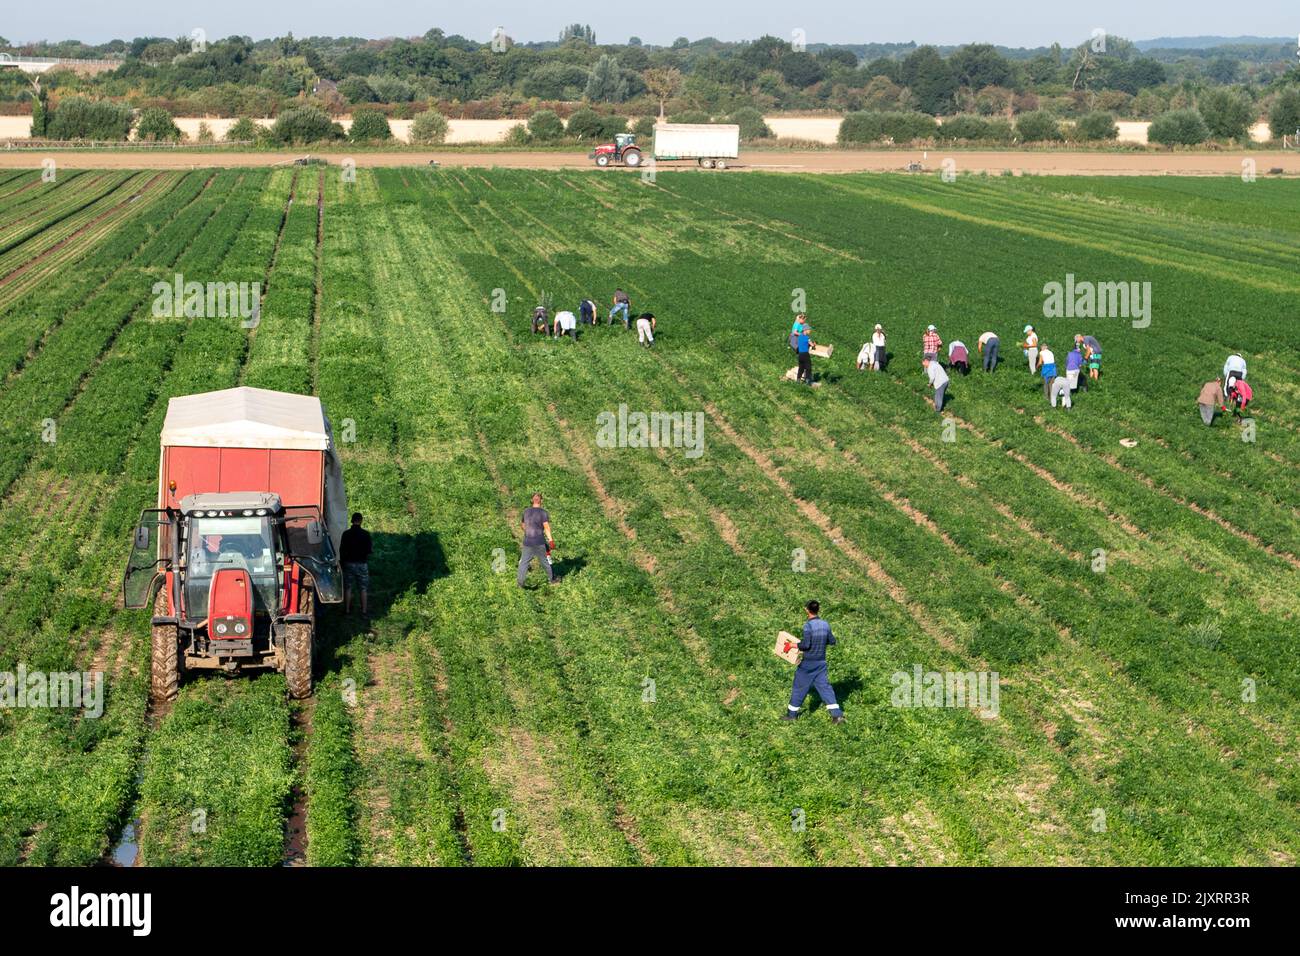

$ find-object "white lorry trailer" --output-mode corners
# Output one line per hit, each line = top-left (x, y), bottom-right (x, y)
(652, 123), (740, 168)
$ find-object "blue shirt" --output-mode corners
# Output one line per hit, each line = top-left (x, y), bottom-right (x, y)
(796, 332), (811, 354)
(1066, 349), (1083, 371)
(798, 617), (836, 663)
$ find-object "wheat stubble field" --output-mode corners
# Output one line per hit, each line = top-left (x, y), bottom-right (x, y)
(0, 164), (1296, 866)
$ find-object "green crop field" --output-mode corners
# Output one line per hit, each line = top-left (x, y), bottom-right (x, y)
(0, 165), (1296, 867)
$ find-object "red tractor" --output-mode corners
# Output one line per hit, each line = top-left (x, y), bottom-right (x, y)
(123, 386), (347, 702)
(590, 132), (643, 168)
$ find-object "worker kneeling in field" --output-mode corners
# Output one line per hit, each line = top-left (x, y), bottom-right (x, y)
(553, 308), (577, 341)
(1227, 378), (1253, 419)
(518, 493), (556, 588)
(948, 339), (970, 376)
(636, 311), (656, 347)
(1050, 375), (1072, 410)
(1197, 380), (1224, 426)
(783, 600), (844, 724)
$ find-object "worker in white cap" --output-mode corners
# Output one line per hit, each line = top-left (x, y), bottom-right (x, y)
(871, 323), (886, 371)
(1019, 325), (1039, 374)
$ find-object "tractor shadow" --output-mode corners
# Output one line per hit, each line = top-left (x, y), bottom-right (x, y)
(317, 530), (447, 671)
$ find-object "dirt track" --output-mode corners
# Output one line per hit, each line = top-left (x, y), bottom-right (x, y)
(1, 149), (1297, 176)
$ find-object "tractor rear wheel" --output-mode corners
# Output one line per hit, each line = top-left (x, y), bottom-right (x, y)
(150, 591), (180, 703)
(285, 588), (315, 699)
(623, 149), (642, 167)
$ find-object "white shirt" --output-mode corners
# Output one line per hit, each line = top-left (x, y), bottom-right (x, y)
(948, 340), (967, 358)
(857, 343), (873, 364)
(979, 331), (996, 347)
(872, 331), (886, 348)
(926, 363), (949, 388)
(1024, 332), (1039, 348)
(1223, 354), (1247, 378)
(555, 310), (576, 331)
(1039, 347), (1056, 367)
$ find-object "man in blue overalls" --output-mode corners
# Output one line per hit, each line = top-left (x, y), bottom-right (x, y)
(783, 600), (844, 723)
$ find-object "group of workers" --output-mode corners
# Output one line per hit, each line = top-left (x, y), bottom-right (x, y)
(533, 288), (657, 348)
(1198, 354), (1253, 426)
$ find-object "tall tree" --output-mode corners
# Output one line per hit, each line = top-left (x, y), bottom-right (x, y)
(643, 67), (683, 118)
(585, 55), (628, 103)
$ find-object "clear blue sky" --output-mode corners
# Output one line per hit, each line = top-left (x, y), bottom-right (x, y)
(7, 0), (1297, 48)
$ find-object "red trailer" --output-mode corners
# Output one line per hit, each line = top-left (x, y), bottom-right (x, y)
(123, 386), (346, 701)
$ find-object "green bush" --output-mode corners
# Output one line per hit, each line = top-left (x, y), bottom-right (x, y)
(632, 116), (657, 139)
(136, 107), (181, 142)
(1074, 111), (1119, 141)
(728, 106), (772, 141)
(46, 97), (133, 141)
(348, 108), (392, 143)
(565, 108), (606, 139)
(225, 116), (259, 143)
(527, 109), (564, 141)
(1148, 109), (1209, 146)
(667, 110), (711, 124)
(1198, 89), (1253, 140)
(338, 77), (376, 105)
(983, 118), (1016, 143)
(504, 122), (531, 145)
(271, 106), (343, 145)
(1015, 110), (1063, 142)
(409, 108), (449, 145)
(1269, 89), (1300, 139)
(938, 115), (989, 141)
(838, 111), (937, 144)
(368, 75), (415, 103)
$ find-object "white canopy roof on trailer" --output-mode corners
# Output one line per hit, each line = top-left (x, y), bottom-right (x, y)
(161, 386), (331, 450)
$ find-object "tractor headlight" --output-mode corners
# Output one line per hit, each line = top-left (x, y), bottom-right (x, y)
(234, 621), (247, 635)
(215, 622), (228, 635)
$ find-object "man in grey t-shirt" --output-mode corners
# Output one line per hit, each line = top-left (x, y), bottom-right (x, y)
(518, 493), (556, 587)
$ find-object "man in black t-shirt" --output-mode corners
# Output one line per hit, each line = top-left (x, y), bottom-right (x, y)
(340, 512), (373, 615)
(517, 493), (555, 587)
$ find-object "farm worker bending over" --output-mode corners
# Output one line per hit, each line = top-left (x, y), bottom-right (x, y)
(1197, 380), (1224, 426)
(341, 513), (373, 616)
(796, 323), (815, 386)
(609, 289), (631, 328)
(978, 331), (999, 372)
(1050, 376), (1072, 410)
(579, 298), (597, 326)
(532, 305), (549, 335)
(1227, 378), (1253, 418)
(948, 340), (970, 376)
(1038, 344), (1057, 401)
(922, 324), (943, 362)
(1019, 325), (1039, 373)
(1223, 354), (1247, 394)
(1074, 334), (1099, 390)
(789, 313), (808, 351)
(553, 309), (577, 341)
(871, 324), (887, 370)
(782, 600), (844, 724)
(636, 312), (656, 347)
(856, 340), (873, 371)
(517, 493), (555, 588)
(924, 356), (949, 415)
(1065, 344), (1084, 392)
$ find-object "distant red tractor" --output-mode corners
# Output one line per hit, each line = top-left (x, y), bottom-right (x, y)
(590, 132), (643, 168)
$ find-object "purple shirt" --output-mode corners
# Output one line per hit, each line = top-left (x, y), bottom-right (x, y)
(1066, 349), (1083, 371)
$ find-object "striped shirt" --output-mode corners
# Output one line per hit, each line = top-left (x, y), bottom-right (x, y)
(798, 617), (836, 663)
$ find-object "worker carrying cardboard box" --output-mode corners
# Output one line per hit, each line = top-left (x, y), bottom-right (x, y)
(782, 600), (844, 724)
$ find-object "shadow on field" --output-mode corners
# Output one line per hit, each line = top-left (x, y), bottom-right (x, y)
(318, 530), (447, 668)
(807, 674), (864, 713)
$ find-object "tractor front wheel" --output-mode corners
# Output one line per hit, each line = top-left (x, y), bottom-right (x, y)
(150, 591), (180, 703)
(623, 149), (642, 167)
(595, 154), (611, 167)
(284, 588), (315, 699)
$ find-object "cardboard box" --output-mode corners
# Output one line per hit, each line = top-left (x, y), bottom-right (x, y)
(810, 343), (834, 359)
(773, 630), (803, 665)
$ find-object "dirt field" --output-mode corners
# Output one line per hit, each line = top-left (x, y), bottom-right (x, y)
(1, 148), (1295, 175)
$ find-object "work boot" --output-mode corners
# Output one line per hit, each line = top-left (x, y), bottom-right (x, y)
(830, 714), (846, 725)
(781, 710), (801, 721)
